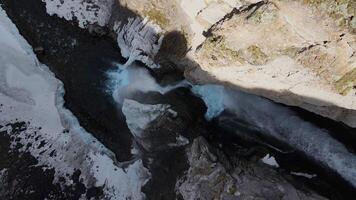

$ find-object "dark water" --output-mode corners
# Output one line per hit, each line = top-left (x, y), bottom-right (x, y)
(212, 112), (356, 199)
(1, 0), (133, 162)
(0, 1), (206, 198)
(1, 0), (355, 199)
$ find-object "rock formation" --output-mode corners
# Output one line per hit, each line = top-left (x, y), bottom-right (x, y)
(114, 0), (356, 127)
(177, 137), (326, 200)
(122, 99), (188, 152)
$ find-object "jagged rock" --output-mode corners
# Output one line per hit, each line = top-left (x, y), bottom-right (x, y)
(110, 0), (356, 127)
(177, 137), (326, 200)
(113, 17), (163, 68)
(186, 0), (356, 128)
(122, 99), (189, 152)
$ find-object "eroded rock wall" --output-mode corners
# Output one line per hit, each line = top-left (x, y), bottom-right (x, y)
(115, 0), (356, 127)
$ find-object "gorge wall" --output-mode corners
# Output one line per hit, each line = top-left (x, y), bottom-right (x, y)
(110, 0), (356, 128)
(1, 0), (355, 199)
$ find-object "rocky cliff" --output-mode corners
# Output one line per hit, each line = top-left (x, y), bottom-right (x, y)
(115, 0), (356, 128)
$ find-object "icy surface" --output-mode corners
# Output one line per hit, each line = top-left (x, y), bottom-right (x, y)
(43, 0), (114, 28)
(193, 85), (356, 187)
(114, 17), (163, 68)
(0, 7), (149, 199)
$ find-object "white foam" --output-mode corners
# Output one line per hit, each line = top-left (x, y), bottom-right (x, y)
(107, 62), (189, 104)
(0, 7), (149, 199)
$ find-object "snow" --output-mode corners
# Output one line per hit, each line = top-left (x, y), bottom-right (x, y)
(122, 99), (170, 139)
(261, 154), (279, 168)
(89, 152), (150, 200)
(113, 17), (163, 68)
(42, 0), (114, 28)
(0, 7), (149, 199)
(193, 85), (356, 187)
(43, 0), (163, 69)
(290, 172), (317, 179)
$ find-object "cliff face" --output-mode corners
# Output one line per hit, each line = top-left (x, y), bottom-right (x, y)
(118, 0), (356, 128)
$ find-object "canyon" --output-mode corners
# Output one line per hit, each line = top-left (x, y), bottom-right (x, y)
(0, 0), (355, 199)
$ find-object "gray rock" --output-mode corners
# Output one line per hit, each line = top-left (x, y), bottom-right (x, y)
(122, 99), (189, 152)
(177, 137), (326, 200)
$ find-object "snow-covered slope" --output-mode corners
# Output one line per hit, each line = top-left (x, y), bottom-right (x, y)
(0, 7), (149, 200)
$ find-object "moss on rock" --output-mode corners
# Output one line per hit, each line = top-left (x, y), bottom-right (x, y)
(201, 37), (245, 64)
(245, 45), (269, 65)
(144, 8), (169, 28)
(302, 0), (356, 32)
(335, 68), (356, 95)
(248, 3), (279, 24)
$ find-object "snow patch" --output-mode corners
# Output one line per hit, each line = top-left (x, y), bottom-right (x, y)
(89, 152), (150, 200)
(0, 7), (149, 199)
(42, 0), (114, 28)
(261, 154), (279, 168)
(291, 172), (317, 179)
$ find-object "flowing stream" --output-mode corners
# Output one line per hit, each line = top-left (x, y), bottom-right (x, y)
(0, 0), (355, 199)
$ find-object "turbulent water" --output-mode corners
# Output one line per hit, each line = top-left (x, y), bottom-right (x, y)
(0, 0), (355, 199)
(106, 62), (189, 104)
(193, 85), (356, 187)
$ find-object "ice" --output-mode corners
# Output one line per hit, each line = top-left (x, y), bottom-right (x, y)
(89, 152), (150, 200)
(291, 172), (317, 179)
(42, 0), (114, 28)
(0, 7), (149, 199)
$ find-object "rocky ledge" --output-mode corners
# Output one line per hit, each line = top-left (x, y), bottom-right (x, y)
(177, 136), (326, 200)
(114, 0), (356, 128)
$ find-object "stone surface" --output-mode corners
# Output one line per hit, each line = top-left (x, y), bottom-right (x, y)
(177, 137), (326, 200)
(112, 0), (356, 127)
(122, 99), (189, 152)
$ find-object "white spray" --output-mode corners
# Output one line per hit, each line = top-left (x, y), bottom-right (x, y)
(106, 62), (189, 104)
